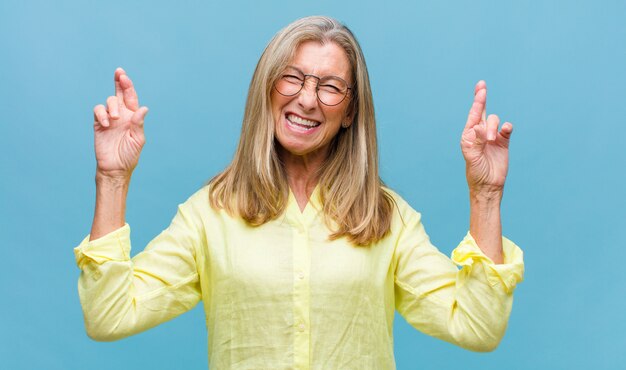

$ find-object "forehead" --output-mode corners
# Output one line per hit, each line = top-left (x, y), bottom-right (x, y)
(289, 41), (351, 82)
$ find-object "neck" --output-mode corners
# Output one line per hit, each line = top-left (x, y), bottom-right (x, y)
(278, 146), (327, 210)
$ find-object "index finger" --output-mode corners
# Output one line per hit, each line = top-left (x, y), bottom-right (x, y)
(465, 85), (487, 130)
(474, 80), (486, 95)
(474, 80), (487, 124)
(114, 67), (126, 100)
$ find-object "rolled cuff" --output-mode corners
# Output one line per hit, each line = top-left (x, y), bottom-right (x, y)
(74, 224), (131, 269)
(451, 232), (524, 293)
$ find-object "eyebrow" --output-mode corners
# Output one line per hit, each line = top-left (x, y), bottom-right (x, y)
(285, 65), (348, 82)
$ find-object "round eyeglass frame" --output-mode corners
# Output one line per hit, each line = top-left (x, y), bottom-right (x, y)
(274, 73), (353, 106)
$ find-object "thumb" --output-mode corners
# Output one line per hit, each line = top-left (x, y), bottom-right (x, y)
(131, 106), (149, 127)
(471, 122), (488, 150)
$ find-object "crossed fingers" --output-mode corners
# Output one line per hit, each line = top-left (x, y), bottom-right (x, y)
(464, 81), (513, 144)
(93, 68), (143, 128)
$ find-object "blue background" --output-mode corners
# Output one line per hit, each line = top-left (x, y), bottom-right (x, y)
(1, 0), (625, 369)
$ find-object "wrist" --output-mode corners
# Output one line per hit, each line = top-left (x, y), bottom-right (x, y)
(469, 185), (503, 203)
(95, 170), (132, 187)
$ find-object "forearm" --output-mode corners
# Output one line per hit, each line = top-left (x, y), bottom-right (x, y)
(89, 172), (130, 240)
(469, 188), (503, 264)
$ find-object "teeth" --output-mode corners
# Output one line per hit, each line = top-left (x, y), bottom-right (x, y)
(287, 114), (320, 127)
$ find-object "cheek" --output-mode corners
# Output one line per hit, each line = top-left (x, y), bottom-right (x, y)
(270, 93), (280, 120)
(270, 93), (290, 123)
(325, 105), (347, 126)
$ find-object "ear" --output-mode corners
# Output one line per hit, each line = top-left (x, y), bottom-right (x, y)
(342, 113), (354, 128)
(343, 94), (356, 128)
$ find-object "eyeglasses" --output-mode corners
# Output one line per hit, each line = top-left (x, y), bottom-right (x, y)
(274, 67), (352, 106)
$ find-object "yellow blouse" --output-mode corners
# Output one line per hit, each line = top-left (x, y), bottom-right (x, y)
(74, 185), (524, 369)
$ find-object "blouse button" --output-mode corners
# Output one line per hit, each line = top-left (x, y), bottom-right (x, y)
(298, 323), (305, 332)
(298, 271), (305, 279)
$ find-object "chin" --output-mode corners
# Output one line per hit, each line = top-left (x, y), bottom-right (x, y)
(278, 141), (313, 156)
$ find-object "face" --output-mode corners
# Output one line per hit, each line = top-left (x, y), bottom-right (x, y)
(271, 41), (353, 159)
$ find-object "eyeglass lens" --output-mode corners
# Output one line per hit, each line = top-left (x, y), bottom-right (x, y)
(275, 68), (349, 106)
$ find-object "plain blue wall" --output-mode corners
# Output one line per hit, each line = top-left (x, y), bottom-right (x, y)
(1, 0), (625, 369)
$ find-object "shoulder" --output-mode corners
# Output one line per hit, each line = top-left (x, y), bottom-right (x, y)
(381, 186), (421, 222)
(180, 184), (211, 208)
(181, 183), (240, 223)
(176, 184), (218, 220)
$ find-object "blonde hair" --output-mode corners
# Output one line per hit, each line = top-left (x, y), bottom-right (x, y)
(209, 16), (393, 246)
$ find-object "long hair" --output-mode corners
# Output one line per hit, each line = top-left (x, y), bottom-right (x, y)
(209, 16), (393, 246)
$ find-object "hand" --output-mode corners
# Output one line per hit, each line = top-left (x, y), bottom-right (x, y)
(93, 68), (149, 180)
(460, 81), (513, 194)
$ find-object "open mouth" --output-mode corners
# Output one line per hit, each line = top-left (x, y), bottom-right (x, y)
(286, 113), (321, 131)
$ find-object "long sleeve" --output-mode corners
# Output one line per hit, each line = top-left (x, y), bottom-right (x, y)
(393, 205), (524, 352)
(73, 191), (205, 341)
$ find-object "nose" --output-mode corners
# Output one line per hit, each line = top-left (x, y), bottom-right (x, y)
(296, 77), (319, 111)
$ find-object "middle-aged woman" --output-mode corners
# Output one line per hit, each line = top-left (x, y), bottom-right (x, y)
(75, 16), (524, 369)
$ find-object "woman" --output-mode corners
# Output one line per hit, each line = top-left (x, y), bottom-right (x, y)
(76, 16), (524, 369)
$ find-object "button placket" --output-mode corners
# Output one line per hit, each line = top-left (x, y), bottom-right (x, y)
(292, 223), (311, 369)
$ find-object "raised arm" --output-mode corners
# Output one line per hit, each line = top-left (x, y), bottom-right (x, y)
(393, 82), (522, 352)
(90, 67), (148, 240)
(76, 69), (201, 342)
(460, 81), (513, 264)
